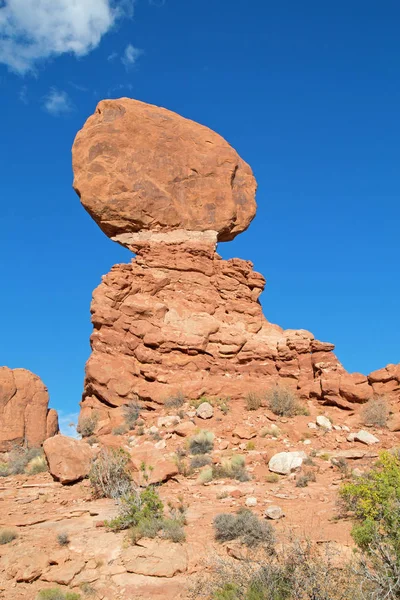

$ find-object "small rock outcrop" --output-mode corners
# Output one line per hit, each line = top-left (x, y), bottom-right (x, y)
(0, 367), (59, 451)
(72, 98), (400, 432)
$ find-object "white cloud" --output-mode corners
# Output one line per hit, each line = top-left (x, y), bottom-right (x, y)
(43, 88), (72, 116)
(122, 43), (142, 68)
(57, 411), (79, 438)
(0, 0), (135, 74)
(19, 84), (28, 103)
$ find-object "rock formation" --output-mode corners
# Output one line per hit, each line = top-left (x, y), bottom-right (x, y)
(0, 367), (59, 451)
(72, 98), (400, 434)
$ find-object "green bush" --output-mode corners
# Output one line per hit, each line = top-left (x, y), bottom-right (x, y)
(189, 430), (214, 455)
(213, 509), (275, 550)
(107, 486), (164, 531)
(0, 529), (18, 545)
(37, 589), (80, 600)
(123, 400), (141, 429)
(161, 518), (186, 543)
(266, 387), (305, 417)
(89, 448), (132, 499)
(362, 397), (389, 428)
(5, 446), (43, 475)
(214, 455), (250, 482)
(27, 455), (48, 475)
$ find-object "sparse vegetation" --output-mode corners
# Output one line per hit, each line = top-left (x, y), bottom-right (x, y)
(296, 470), (316, 488)
(37, 589), (81, 600)
(78, 414), (98, 438)
(191, 538), (367, 600)
(362, 397), (389, 428)
(213, 509), (275, 550)
(189, 430), (214, 455)
(260, 425), (281, 438)
(199, 456), (250, 484)
(123, 399), (141, 429)
(246, 441), (255, 451)
(0, 529), (18, 545)
(89, 448), (132, 499)
(57, 532), (70, 546)
(265, 473), (280, 484)
(190, 454), (212, 470)
(266, 386), (307, 417)
(165, 391), (185, 409)
(27, 454), (48, 474)
(161, 518), (186, 542)
(245, 393), (262, 411)
(112, 425), (127, 436)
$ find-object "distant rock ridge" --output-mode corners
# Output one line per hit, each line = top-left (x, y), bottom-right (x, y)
(0, 367), (59, 451)
(72, 98), (399, 434)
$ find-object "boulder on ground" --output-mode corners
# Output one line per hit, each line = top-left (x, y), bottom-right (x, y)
(268, 451), (307, 475)
(354, 430), (379, 446)
(196, 402), (214, 419)
(265, 505), (285, 520)
(43, 435), (95, 484)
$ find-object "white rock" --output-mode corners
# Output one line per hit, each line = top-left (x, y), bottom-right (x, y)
(303, 439), (312, 445)
(264, 505), (285, 520)
(355, 430), (379, 446)
(157, 416), (180, 428)
(308, 422), (317, 429)
(342, 425), (350, 432)
(154, 440), (166, 450)
(268, 451), (307, 475)
(316, 416), (332, 431)
(196, 402), (214, 419)
(149, 426), (159, 434)
(333, 425), (342, 431)
(245, 497), (257, 507)
(347, 433), (356, 442)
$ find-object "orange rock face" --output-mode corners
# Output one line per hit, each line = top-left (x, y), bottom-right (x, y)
(72, 98), (256, 243)
(72, 99), (399, 432)
(0, 367), (59, 451)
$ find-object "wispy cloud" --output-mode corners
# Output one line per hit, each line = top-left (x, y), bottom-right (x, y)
(19, 84), (28, 104)
(57, 411), (79, 439)
(107, 51), (119, 62)
(43, 88), (72, 116)
(107, 82), (133, 96)
(0, 0), (136, 74)
(121, 44), (142, 69)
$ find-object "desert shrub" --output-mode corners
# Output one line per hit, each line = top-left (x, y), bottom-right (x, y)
(331, 457), (349, 477)
(340, 451), (400, 550)
(57, 532), (70, 546)
(161, 518), (186, 542)
(191, 455), (212, 470)
(5, 446), (43, 475)
(37, 589), (80, 600)
(0, 462), (9, 477)
(165, 391), (185, 409)
(362, 397), (389, 428)
(213, 455), (250, 482)
(112, 425), (127, 436)
(136, 426), (145, 436)
(77, 414), (98, 438)
(123, 400), (141, 429)
(265, 473), (280, 484)
(89, 448), (132, 499)
(0, 529), (18, 545)
(213, 509), (275, 550)
(199, 466), (213, 484)
(189, 430), (215, 455)
(27, 455), (48, 475)
(266, 387), (305, 417)
(174, 454), (191, 477)
(79, 583), (96, 597)
(260, 425), (281, 438)
(246, 393), (262, 411)
(246, 441), (255, 451)
(107, 486), (164, 531)
(295, 470), (316, 488)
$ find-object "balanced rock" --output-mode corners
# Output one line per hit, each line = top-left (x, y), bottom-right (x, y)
(43, 435), (95, 484)
(0, 367), (59, 451)
(72, 98), (257, 243)
(72, 99), (400, 431)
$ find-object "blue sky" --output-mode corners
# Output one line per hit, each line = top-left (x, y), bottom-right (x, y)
(0, 0), (399, 433)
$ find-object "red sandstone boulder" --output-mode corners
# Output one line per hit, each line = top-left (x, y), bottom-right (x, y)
(72, 98), (257, 243)
(0, 367), (59, 451)
(43, 435), (95, 484)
